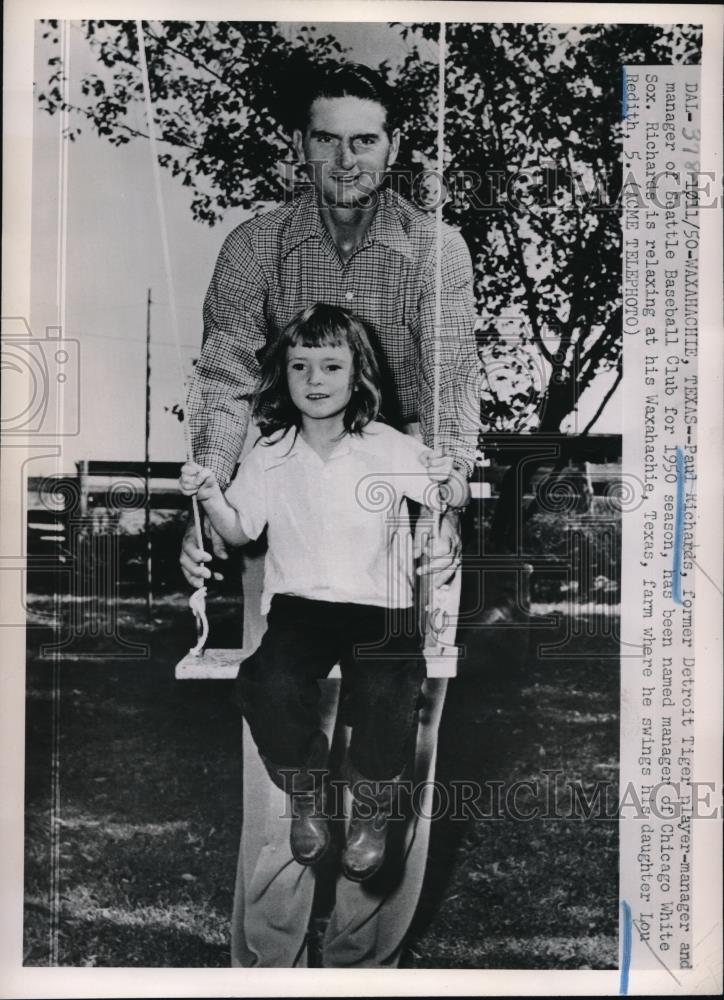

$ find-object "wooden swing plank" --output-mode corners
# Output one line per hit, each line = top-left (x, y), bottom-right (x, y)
(175, 647), (348, 680)
(175, 646), (248, 680)
(174, 647), (347, 681)
(175, 650), (457, 680)
(175, 569), (463, 681)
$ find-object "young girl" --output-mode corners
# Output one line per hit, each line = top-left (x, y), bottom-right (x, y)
(179, 303), (464, 882)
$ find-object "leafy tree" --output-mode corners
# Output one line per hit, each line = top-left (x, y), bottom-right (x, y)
(38, 20), (345, 222)
(37, 19), (701, 437)
(392, 21), (701, 433)
(380, 20), (702, 554)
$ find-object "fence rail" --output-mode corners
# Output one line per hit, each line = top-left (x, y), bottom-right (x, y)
(25, 434), (622, 602)
(26, 435), (622, 543)
(28, 434), (622, 513)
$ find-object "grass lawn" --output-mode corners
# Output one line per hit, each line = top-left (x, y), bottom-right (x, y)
(24, 595), (619, 968)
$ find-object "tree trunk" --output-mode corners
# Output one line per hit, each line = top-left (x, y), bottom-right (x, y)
(537, 374), (576, 433)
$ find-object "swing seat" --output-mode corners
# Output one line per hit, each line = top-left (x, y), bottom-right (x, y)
(175, 574), (462, 680)
(175, 645), (249, 680)
(174, 642), (459, 680)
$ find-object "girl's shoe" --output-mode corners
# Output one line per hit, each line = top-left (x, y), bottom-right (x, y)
(342, 773), (402, 882)
(341, 800), (388, 882)
(290, 789), (330, 865)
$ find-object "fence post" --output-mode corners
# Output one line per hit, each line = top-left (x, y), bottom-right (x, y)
(145, 288), (153, 618)
(77, 460), (88, 518)
(75, 460), (89, 597)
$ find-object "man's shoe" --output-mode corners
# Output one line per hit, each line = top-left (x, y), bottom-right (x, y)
(342, 800), (388, 882)
(289, 790), (330, 866)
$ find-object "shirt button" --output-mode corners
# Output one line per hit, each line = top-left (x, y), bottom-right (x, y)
(345, 291), (354, 302)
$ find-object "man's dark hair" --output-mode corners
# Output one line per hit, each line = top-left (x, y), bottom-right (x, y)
(283, 60), (397, 136)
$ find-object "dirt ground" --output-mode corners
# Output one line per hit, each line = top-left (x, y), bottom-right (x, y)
(24, 595), (619, 968)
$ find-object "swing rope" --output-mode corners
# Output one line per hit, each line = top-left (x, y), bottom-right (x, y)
(432, 22), (446, 458)
(420, 22), (449, 646)
(135, 20), (208, 656)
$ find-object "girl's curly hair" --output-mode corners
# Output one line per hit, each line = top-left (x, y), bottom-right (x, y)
(252, 303), (383, 440)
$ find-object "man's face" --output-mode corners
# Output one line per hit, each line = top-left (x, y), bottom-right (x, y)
(294, 96), (400, 209)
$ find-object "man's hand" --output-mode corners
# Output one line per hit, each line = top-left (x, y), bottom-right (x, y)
(179, 517), (229, 589)
(414, 508), (462, 589)
(414, 450), (468, 587)
(419, 452), (471, 510)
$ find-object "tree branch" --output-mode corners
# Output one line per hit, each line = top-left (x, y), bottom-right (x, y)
(501, 212), (555, 366)
(143, 26), (291, 149)
(558, 213), (610, 374)
(579, 360), (622, 436)
(144, 25), (247, 97)
(567, 147), (583, 238)
(44, 97), (201, 152)
(483, 73), (555, 366)
(575, 304), (622, 393)
(524, 206), (571, 257)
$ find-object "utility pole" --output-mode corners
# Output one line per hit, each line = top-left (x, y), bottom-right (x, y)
(145, 288), (153, 618)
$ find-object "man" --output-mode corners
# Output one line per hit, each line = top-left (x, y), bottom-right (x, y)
(180, 62), (481, 968)
(181, 62), (479, 588)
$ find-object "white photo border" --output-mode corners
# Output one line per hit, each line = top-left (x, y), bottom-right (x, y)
(2, 2), (722, 997)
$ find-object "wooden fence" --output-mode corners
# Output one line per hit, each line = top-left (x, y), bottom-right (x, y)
(26, 434), (622, 601)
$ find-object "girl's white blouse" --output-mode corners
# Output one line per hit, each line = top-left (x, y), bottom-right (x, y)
(224, 422), (439, 613)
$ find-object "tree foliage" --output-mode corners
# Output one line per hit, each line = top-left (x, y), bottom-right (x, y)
(38, 20), (345, 222)
(393, 22), (701, 432)
(37, 19), (701, 433)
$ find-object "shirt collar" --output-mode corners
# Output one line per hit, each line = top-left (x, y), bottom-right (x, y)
(364, 191), (413, 259)
(282, 189), (324, 257)
(282, 187), (413, 261)
(262, 427), (379, 468)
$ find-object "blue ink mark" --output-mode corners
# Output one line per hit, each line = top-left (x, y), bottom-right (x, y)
(673, 446), (685, 604)
(622, 67), (628, 120)
(620, 899), (632, 994)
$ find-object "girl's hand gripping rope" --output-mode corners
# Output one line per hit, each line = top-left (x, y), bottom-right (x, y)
(178, 463), (228, 587)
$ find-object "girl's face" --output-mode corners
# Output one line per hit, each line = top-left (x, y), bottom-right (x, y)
(286, 342), (355, 425)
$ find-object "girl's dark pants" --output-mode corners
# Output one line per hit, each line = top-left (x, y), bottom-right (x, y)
(236, 595), (424, 790)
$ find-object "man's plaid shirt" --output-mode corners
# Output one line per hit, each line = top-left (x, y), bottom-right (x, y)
(188, 187), (481, 488)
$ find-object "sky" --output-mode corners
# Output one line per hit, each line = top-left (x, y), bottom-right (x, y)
(29, 19), (620, 476)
